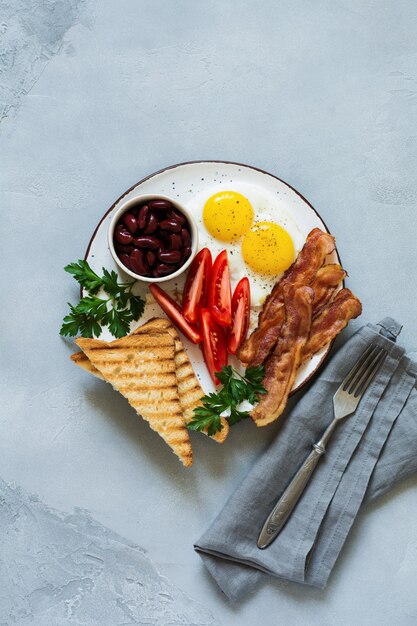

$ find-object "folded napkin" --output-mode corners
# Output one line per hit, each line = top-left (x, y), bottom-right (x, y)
(194, 318), (417, 601)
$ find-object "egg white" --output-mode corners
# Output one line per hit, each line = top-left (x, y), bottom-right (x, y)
(188, 183), (305, 309)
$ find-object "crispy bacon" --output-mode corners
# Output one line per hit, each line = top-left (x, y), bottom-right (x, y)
(243, 307), (285, 368)
(259, 228), (335, 324)
(310, 264), (347, 314)
(238, 229), (336, 366)
(251, 285), (313, 427)
(301, 288), (362, 363)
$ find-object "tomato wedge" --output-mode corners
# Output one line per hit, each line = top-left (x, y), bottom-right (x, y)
(228, 277), (251, 355)
(208, 250), (232, 327)
(200, 308), (228, 385)
(150, 284), (202, 344)
(182, 248), (212, 324)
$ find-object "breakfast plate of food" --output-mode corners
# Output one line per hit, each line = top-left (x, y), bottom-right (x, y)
(62, 161), (362, 466)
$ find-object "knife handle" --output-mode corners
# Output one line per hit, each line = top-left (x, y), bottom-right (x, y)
(257, 443), (325, 549)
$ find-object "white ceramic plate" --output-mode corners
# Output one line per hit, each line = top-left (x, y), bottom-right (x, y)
(84, 161), (341, 396)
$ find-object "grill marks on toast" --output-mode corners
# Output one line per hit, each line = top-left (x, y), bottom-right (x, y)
(174, 342), (204, 423)
(136, 318), (229, 442)
(71, 351), (105, 380)
(71, 317), (229, 464)
(75, 328), (193, 467)
(173, 339), (229, 443)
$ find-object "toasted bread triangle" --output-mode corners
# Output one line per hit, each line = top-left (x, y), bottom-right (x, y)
(75, 327), (192, 467)
(71, 351), (105, 380)
(72, 318), (229, 444)
(150, 320), (229, 443)
(169, 337), (229, 444)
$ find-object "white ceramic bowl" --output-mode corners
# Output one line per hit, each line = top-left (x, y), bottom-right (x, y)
(108, 194), (198, 283)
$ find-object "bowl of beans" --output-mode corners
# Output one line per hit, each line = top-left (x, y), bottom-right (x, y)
(108, 195), (198, 282)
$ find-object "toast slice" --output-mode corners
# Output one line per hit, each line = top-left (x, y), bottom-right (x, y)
(72, 318), (229, 444)
(171, 335), (229, 444)
(75, 328), (193, 467)
(152, 320), (229, 442)
(71, 351), (105, 380)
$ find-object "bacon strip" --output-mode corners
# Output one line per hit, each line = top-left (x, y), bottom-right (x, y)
(238, 229), (337, 367)
(244, 306), (285, 368)
(261, 228), (335, 321)
(301, 288), (362, 363)
(251, 285), (313, 427)
(310, 264), (347, 314)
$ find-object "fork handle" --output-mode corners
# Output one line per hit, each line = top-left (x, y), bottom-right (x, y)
(257, 444), (325, 549)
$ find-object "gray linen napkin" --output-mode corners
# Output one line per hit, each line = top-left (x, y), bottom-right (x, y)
(194, 318), (417, 601)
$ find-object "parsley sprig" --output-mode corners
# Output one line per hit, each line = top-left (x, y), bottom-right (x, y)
(188, 366), (266, 435)
(60, 260), (145, 339)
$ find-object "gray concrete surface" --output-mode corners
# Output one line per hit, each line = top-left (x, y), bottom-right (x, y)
(1, 1), (416, 624)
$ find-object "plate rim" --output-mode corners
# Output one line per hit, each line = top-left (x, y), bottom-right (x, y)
(83, 159), (343, 395)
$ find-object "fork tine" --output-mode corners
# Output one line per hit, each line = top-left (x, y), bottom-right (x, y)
(346, 346), (383, 394)
(352, 348), (387, 398)
(346, 346), (384, 395)
(342, 344), (379, 392)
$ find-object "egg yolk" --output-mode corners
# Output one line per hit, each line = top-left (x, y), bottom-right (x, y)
(203, 191), (254, 242)
(242, 221), (295, 276)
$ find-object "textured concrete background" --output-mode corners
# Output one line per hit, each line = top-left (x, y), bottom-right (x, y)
(1, 0), (417, 624)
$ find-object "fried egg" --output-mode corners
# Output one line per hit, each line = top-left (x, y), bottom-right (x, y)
(203, 191), (254, 242)
(190, 184), (305, 308)
(242, 221), (295, 276)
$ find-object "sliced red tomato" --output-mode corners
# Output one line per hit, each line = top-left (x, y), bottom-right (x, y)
(150, 283), (202, 344)
(228, 277), (251, 355)
(200, 308), (228, 385)
(182, 248), (212, 324)
(208, 250), (232, 328)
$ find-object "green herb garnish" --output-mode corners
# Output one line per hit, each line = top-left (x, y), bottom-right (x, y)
(60, 260), (145, 339)
(187, 365), (266, 435)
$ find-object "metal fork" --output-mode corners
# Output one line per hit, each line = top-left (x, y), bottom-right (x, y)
(257, 343), (387, 550)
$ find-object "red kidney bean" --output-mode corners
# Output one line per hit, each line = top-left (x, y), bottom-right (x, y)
(132, 236), (160, 249)
(130, 249), (148, 275)
(144, 213), (158, 234)
(115, 243), (134, 254)
(114, 225), (133, 245)
(146, 251), (156, 267)
(137, 204), (149, 230)
(169, 233), (182, 250)
(158, 230), (170, 246)
(149, 199), (172, 211)
(158, 250), (182, 264)
(155, 263), (172, 276)
(181, 228), (191, 247)
(167, 209), (186, 225)
(119, 253), (131, 270)
(183, 246), (191, 258)
(122, 212), (137, 234)
(159, 219), (182, 233)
